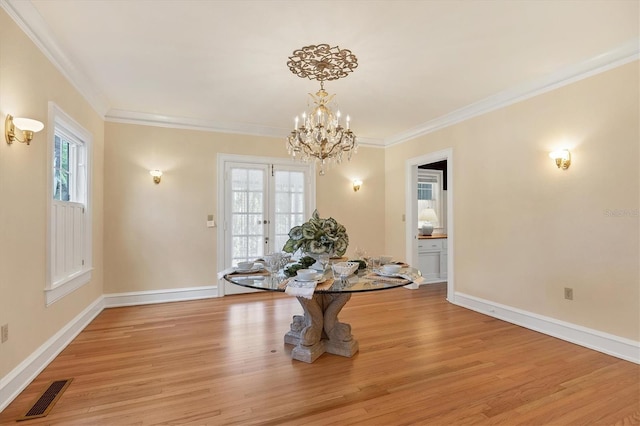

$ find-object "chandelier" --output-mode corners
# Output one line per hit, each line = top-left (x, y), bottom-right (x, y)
(286, 44), (358, 175)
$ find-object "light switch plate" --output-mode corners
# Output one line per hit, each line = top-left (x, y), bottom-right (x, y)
(1, 324), (8, 343)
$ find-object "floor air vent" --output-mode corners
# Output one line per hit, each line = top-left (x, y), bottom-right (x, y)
(17, 379), (73, 421)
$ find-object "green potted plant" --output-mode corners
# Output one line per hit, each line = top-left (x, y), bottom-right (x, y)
(282, 210), (349, 258)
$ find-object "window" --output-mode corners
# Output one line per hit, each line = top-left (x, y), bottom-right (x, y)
(53, 129), (85, 203)
(417, 170), (443, 229)
(46, 103), (92, 305)
(417, 181), (433, 202)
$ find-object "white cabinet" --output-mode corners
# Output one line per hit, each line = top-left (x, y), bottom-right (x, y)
(440, 239), (448, 279)
(418, 238), (447, 284)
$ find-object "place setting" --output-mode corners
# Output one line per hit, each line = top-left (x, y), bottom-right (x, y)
(233, 261), (266, 274)
(216, 260), (268, 280)
(364, 256), (423, 285)
(279, 268), (335, 299)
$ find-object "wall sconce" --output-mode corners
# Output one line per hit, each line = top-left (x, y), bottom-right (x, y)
(352, 179), (362, 192)
(149, 169), (163, 184)
(5, 114), (44, 145)
(549, 149), (571, 170)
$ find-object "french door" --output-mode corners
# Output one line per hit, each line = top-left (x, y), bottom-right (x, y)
(218, 155), (314, 295)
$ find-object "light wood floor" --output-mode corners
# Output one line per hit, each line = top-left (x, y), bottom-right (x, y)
(1, 284), (638, 425)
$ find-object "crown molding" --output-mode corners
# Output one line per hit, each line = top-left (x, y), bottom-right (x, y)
(105, 109), (385, 147)
(1, 0), (111, 117)
(353, 136), (385, 147)
(105, 109), (288, 138)
(385, 39), (640, 147)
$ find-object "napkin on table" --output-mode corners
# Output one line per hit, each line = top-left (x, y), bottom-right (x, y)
(365, 270), (425, 288)
(216, 266), (269, 280)
(217, 267), (236, 280)
(284, 278), (316, 299)
(279, 277), (335, 299)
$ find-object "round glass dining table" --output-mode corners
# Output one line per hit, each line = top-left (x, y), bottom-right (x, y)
(225, 268), (420, 363)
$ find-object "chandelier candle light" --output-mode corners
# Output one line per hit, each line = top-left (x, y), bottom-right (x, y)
(286, 44), (358, 175)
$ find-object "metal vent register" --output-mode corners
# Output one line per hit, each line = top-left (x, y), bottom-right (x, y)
(17, 379), (73, 421)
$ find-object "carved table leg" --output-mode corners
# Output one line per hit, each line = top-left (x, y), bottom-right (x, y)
(322, 293), (359, 358)
(285, 293), (358, 363)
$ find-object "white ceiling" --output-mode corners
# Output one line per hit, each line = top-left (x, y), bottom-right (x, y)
(4, 0), (639, 146)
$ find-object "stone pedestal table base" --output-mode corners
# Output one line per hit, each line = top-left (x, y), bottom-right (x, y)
(284, 293), (359, 363)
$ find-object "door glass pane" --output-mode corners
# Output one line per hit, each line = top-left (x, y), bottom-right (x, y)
(248, 237), (263, 257)
(247, 214), (263, 235)
(230, 167), (266, 265)
(231, 169), (248, 190)
(248, 170), (263, 190)
(248, 192), (263, 213)
(293, 193), (304, 213)
(232, 214), (247, 235)
(231, 236), (247, 258)
(273, 170), (306, 252)
(232, 192), (247, 213)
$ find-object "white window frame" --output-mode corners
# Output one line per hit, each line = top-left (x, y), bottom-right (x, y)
(45, 102), (93, 306)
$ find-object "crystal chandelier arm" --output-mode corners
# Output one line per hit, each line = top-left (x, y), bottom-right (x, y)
(288, 131), (321, 160)
(318, 137), (344, 159)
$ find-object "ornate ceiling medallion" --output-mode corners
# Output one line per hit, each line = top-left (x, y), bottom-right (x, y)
(287, 44), (358, 82)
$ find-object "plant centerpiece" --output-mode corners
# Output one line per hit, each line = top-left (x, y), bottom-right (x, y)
(283, 210), (349, 257)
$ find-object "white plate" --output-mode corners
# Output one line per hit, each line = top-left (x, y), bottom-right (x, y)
(235, 264), (264, 273)
(293, 274), (327, 284)
(373, 269), (404, 278)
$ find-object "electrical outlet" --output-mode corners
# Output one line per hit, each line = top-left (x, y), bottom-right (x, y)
(1, 324), (8, 343)
(564, 287), (574, 300)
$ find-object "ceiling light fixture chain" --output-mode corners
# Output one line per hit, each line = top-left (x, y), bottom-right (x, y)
(286, 44), (358, 176)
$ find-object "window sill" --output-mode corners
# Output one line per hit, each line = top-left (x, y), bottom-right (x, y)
(45, 268), (93, 306)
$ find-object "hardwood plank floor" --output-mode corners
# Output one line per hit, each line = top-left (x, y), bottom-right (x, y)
(1, 284), (638, 425)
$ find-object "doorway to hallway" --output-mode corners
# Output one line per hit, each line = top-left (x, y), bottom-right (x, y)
(405, 148), (454, 301)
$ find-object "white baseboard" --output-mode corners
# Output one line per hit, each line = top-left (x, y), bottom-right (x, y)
(103, 285), (219, 308)
(452, 292), (640, 364)
(0, 296), (105, 412)
(0, 285), (219, 412)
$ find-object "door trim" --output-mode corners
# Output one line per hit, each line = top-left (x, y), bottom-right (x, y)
(216, 153), (316, 296)
(405, 148), (454, 302)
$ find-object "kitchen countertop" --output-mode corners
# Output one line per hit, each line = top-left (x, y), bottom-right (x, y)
(418, 234), (447, 239)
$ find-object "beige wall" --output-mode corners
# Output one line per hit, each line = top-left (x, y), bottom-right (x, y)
(316, 147), (386, 257)
(385, 61), (639, 340)
(103, 122), (385, 293)
(0, 9), (104, 378)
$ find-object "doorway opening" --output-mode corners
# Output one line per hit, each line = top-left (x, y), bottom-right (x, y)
(405, 148), (454, 302)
